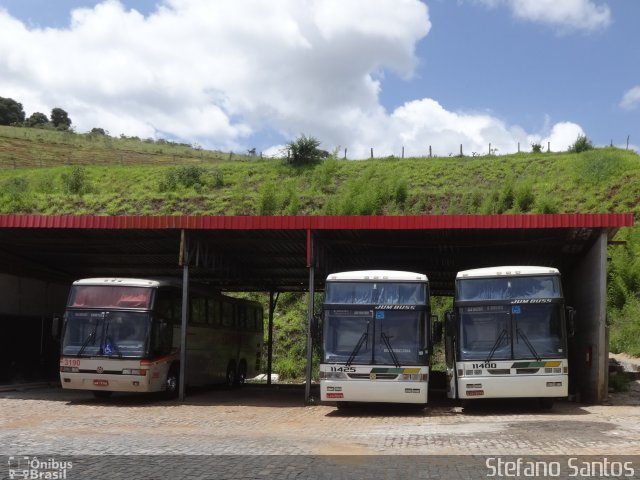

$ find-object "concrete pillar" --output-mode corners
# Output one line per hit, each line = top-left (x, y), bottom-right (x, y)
(566, 232), (608, 403)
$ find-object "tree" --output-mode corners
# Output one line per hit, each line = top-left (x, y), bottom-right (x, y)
(568, 135), (594, 153)
(50, 107), (72, 129)
(0, 96), (25, 125)
(25, 112), (50, 128)
(286, 134), (323, 166)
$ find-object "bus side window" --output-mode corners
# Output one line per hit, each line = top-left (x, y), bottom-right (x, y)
(191, 296), (207, 325)
(237, 306), (246, 330)
(253, 308), (262, 332)
(208, 298), (220, 326)
(221, 302), (234, 328)
(155, 289), (179, 325)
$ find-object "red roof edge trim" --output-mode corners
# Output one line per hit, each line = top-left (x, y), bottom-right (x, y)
(0, 213), (633, 230)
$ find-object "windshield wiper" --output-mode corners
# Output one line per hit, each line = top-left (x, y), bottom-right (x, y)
(102, 314), (122, 358)
(346, 323), (369, 367)
(77, 314), (103, 357)
(380, 332), (401, 368)
(516, 328), (541, 361)
(486, 328), (508, 363)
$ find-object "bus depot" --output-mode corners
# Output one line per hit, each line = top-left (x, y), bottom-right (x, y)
(0, 213), (633, 404)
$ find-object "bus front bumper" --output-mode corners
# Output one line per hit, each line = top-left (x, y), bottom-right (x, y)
(60, 372), (155, 393)
(321, 379), (428, 404)
(458, 374), (568, 399)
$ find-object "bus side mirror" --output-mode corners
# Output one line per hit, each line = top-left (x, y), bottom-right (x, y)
(445, 311), (454, 336)
(51, 316), (61, 339)
(566, 307), (576, 338)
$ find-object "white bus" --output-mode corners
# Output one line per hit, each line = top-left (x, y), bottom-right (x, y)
(320, 270), (438, 406)
(445, 266), (575, 408)
(59, 278), (263, 398)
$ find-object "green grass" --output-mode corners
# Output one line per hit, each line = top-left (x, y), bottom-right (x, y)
(1, 125), (640, 370)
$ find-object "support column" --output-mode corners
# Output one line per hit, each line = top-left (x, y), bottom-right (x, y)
(304, 229), (315, 403)
(267, 291), (279, 386)
(305, 264), (315, 403)
(179, 230), (189, 401)
(567, 232), (608, 403)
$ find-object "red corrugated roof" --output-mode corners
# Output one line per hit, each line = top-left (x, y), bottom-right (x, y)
(0, 213), (633, 230)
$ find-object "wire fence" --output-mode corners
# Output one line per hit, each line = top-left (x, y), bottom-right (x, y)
(0, 126), (634, 169)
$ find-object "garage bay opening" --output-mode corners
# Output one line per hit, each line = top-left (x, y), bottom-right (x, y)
(445, 266), (575, 408)
(320, 270), (440, 407)
(59, 278), (263, 398)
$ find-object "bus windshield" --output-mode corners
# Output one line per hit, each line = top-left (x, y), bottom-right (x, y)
(325, 282), (425, 304)
(62, 310), (150, 358)
(323, 309), (427, 365)
(68, 285), (153, 309)
(459, 304), (565, 361)
(457, 275), (561, 301)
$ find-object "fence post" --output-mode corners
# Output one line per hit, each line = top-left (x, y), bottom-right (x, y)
(489, 143), (491, 156)
(518, 142), (520, 153)
(547, 142), (551, 153)
(460, 144), (463, 156)
(429, 146), (432, 158)
(627, 135), (630, 150)
(402, 146), (404, 159)
(370, 148), (373, 159)
(344, 148), (347, 160)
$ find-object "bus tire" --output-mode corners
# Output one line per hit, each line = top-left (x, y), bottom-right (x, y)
(165, 364), (180, 399)
(225, 362), (236, 388)
(235, 361), (247, 387)
(92, 390), (112, 399)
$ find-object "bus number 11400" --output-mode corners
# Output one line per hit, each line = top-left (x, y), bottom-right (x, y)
(471, 363), (496, 369)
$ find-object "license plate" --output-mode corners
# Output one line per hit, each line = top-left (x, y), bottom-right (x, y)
(93, 380), (109, 387)
(467, 390), (484, 396)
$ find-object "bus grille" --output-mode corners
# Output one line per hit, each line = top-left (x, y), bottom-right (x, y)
(348, 373), (399, 380)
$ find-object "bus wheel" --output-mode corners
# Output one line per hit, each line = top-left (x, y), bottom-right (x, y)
(92, 390), (112, 399)
(235, 361), (247, 387)
(539, 398), (554, 409)
(165, 366), (180, 399)
(225, 362), (236, 388)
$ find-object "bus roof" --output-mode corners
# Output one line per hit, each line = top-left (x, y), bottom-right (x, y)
(326, 270), (428, 282)
(456, 266), (560, 279)
(72, 278), (168, 288)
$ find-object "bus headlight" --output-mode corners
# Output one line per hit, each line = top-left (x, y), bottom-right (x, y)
(320, 371), (348, 379)
(122, 369), (147, 376)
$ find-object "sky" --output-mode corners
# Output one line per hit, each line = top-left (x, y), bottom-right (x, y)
(0, 0), (638, 158)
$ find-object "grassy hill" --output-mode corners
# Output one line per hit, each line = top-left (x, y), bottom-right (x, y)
(1, 125), (639, 375)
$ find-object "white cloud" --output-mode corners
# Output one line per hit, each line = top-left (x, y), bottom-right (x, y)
(474, 0), (611, 32)
(530, 122), (585, 152)
(0, 0), (586, 157)
(620, 86), (640, 110)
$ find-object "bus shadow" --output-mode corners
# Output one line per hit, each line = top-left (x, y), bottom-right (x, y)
(61, 384), (315, 408)
(456, 398), (591, 416)
(324, 394), (592, 417)
(2, 385), (593, 414)
(324, 403), (431, 418)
